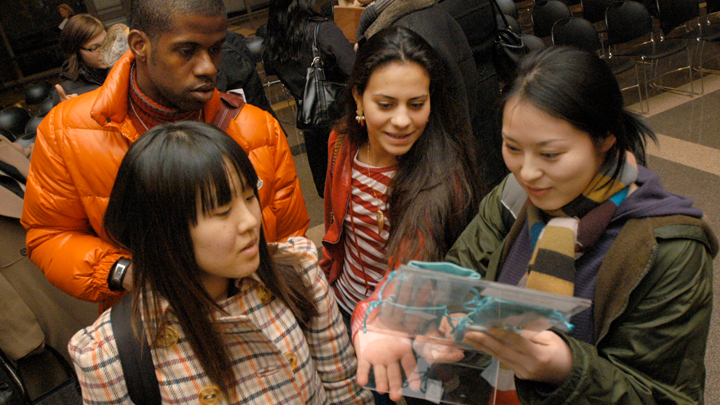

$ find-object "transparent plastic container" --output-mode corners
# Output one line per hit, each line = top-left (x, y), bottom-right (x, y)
(359, 261), (591, 404)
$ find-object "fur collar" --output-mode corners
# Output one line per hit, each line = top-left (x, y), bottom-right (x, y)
(366, 0), (436, 39)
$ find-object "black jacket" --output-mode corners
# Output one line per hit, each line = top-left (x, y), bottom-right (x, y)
(217, 30), (276, 118)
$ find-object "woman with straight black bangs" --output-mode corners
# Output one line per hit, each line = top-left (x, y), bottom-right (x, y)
(69, 121), (373, 404)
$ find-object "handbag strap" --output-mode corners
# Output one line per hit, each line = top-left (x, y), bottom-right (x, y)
(111, 294), (161, 405)
(211, 92), (246, 131)
(489, 0), (514, 31)
(312, 22), (322, 61)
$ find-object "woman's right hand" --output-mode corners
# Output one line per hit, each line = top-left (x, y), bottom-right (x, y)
(354, 328), (420, 402)
(354, 324), (465, 402)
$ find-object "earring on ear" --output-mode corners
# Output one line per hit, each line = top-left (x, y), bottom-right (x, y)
(355, 108), (365, 127)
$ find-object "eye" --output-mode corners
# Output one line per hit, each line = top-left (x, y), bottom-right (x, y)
(178, 47), (195, 58)
(409, 102), (425, 110)
(212, 203), (232, 217)
(540, 152), (560, 159)
(245, 193), (257, 202)
(376, 101), (393, 109)
(209, 44), (223, 57)
(503, 142), (520, 153)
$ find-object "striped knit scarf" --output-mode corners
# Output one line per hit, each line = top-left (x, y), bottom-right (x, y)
(522, 152), (638, 296)
(128, 64), (202, 135)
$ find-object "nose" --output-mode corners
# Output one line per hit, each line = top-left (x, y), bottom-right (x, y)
(236, 201), (259, 234)
(390, 106), (411, 128)
(195, 50), (218, 79)
(519, 155), (542, 183)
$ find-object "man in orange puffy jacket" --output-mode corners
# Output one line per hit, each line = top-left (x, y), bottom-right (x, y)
(21, 0), (310, 313)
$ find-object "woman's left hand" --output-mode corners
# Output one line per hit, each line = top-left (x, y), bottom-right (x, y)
(462, 328), (573, 385)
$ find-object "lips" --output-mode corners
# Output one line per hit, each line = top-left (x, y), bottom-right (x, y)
(384, 132), (414, 142)
(524, 185), (551, 198)
(191, 85), (215, 99)
(239, 238), (259, 255)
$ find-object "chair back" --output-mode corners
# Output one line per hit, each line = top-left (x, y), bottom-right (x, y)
(496, 0), (519, 18)
(605, 1), (652, 45)
(522, 33), (549, 51)
(551, 17), (602, 52)
(580, 0), (615, 23)
(655, 0), (700, 36)
(532, 0), (573, 37)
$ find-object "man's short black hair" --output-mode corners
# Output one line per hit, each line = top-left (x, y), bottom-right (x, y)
(130, 0), (226, 39)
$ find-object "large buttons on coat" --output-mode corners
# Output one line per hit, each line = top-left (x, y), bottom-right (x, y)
(256, 285), (273, 304)
(198, 386), (222, 405)
(284, 352), (299, 371)
(156, 326), (179, 348)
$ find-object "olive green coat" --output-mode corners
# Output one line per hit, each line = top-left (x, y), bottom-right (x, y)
(446, 176), (717, 404)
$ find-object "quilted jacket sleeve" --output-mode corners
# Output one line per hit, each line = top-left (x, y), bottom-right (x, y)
(231, 105), (309, 242)
(20, 105), (126, 307)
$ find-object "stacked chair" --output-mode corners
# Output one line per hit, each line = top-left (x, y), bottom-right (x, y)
(532, 0), (573, 42)
(655, 0), (720, 93)
(551, 16), (644, 111)
(604, 1), (696, 112)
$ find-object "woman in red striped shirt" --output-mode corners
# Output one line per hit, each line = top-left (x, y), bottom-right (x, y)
(321, 25), (484, 349)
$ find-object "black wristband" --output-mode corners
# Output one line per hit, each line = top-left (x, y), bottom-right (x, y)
(108, 258), (132, 291)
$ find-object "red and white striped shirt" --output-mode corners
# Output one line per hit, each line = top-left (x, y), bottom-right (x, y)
(334, 154), (396, 314)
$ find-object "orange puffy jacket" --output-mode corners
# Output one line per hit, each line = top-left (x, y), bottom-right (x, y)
(21, 52), (309, 313)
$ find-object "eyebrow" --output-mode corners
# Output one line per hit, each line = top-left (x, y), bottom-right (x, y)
(371, 94), (429, 101)
(172, 37), (225, 49)
(502, 134), (565, 147)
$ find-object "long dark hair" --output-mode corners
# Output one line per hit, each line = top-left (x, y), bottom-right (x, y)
(264, 0), (323, 64)
(60, 14), (105, 80)
(342, 25), (483, 264)
(503, 46), (657, 179)
(104, 121), (317, 396)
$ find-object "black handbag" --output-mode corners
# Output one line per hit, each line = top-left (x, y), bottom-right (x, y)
(489, 0), (530, 84)
(296, 23), (346, 131)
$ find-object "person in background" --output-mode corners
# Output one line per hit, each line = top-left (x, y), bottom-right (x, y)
(353, 46), (716, 405)
(57, 3), (75, 30)
(216, 30), (276, 117)
(52, 14), (108, 105)
(438, 0), (507, 189)
(70, 121), (373, 404)
(322, 25), (483, 403)
(263, 0), (356, 198)
(21, 0), (309, 314)
(98, 22), (130, 67)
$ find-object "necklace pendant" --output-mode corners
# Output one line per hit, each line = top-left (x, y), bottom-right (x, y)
(377, 210), (385, 233)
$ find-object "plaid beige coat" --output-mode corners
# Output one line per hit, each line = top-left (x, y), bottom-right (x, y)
(69, 237), (374, 404)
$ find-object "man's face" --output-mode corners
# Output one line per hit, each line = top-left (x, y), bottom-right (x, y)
(144, 14), (226, 111)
